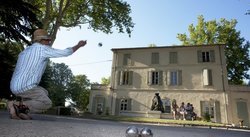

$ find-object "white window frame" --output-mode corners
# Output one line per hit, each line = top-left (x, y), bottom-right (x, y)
(120, 99), (128, 111)
(118, 71), (133, 85)
(200, 101), (215, 118)
(202, 51), (210, 62)
(198, 50), (215, 63)
(167, 70), (182, 86)
(148, 71), (163, 85)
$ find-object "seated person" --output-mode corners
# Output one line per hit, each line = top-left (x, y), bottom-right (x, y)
(179, 102), (187, 120)
(171, 99), (179, 120)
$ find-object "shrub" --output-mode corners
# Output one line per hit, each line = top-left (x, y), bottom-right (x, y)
(203, 112), (211, 122)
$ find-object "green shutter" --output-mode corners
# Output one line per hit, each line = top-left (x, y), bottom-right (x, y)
(210, 50), (215, 62)
(148, 71), (152, 85)
(170, 52), (177, 64)
(178, 70), (182, 85)
(116, 71), (121, 85)
(115, 98), (120, 115)
(175, 52), (178, 63)
(197, 50), (202, 63)
(200, 101), (205, 116)
(159, 71), (163, 85)
(120, 71), (124, 85)
(92, 97), (97, 114)
(166, 71), (170, 85)
(128, 71), (133, 85)
(127, 99), (132, 111)
(151, 52), (159, 64)
(208, 69), (213, 85)
(123, 54), (127, 65)
(215, 101), (221, 123)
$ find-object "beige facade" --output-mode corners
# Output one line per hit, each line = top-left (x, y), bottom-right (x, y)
(89, 44), (250, 127)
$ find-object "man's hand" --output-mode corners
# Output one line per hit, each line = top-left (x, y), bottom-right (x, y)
(77, 40), (87, 47)
(73, 40), (87, 52)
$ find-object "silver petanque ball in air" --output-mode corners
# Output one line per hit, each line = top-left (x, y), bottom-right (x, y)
(98, 42), (103, 47)
(140, 127), (153, 137)
(125, 126), (139, 137)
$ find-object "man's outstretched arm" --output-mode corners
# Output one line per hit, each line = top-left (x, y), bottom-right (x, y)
(72, 40), (87, 52)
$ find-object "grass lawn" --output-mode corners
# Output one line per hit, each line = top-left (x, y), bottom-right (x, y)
(80, 114), (225, 127)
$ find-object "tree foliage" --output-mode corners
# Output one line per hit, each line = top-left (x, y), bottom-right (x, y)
(0, 0), (42, 44)
(0, 42), (24, 99)
(148, 44), (157, 47)
(26, 0), (134, 43)
(40, 62), (74, 106)
(0, 0), (41, 99)
(246, 10), (250, 15)
(101, 76), (110, 85)
(40, 62), (90, 109)
(177, 15), (250, 84)
(68, 75), (90, 110)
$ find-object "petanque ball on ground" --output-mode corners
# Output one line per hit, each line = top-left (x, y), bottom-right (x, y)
(125, 126), (139, 137)
(140, 127), (153, 137)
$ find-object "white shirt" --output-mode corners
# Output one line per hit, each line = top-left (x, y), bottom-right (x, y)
(10, 43), (74, 94)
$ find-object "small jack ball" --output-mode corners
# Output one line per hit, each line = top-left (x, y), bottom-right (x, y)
(98, 42), (103, 47)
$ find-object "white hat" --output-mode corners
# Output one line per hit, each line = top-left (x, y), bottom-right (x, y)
(33, 29), (51, 42)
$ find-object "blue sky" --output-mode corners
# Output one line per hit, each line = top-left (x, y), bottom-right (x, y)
(51, 0), (250, 83)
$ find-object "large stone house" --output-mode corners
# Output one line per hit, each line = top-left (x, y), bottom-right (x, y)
(89, 44), (250, 127)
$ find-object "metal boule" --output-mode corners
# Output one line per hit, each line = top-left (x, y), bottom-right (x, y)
(125, 126), (139, 137)
(140, 127), (153, 137)
(98, 42), (103, 47)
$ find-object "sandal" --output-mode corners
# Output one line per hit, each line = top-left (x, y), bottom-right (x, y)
(8, 101), (32, 120)
(14, 104), (32, 120)
(7, 101), (21, 120)
(18, 113), (32, 120)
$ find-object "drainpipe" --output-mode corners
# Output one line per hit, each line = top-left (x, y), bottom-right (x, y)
(218, 45), (229, 124)
(110, 51), (117, 115)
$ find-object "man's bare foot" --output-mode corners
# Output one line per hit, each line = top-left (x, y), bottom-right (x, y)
(18, 113), (32, 120)
(7, 101), (21, 120)
(8, 100), (32, 120)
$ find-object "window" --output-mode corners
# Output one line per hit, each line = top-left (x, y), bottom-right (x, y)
(197, 50), (215, 63)
(162, 99), (171, 113)
(169, 52), (178, 64)
(120, 99), (131, 111)
(167, 70), (182, 86)
(200, 101), (215, 118)
(118, 71), (133, 85)
(203, 51), (210, 62)
(120, 99), (128, 111)
(203, 69), (213, 86)
(148, 71), (163, 85)
(151, 52), (159, 64)
(123, 54), (133, 66)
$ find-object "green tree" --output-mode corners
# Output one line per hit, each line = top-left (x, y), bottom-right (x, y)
(177, 15), (250, 85)
(0, 0), (41, 44)
(0, 41), (23, 99)
(43, 62), (74, 106)
(0, 0), (41, 99)
(101, 76), (110, 85)
(246, 10), (250, 15)
(68, 75), (90, 111)
(148, 44), (157, 47)
(26, 0), (134, 43)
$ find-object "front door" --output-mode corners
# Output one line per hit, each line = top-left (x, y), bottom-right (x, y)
(92, 96), (105, 115)
(236, 101), (249, 127)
